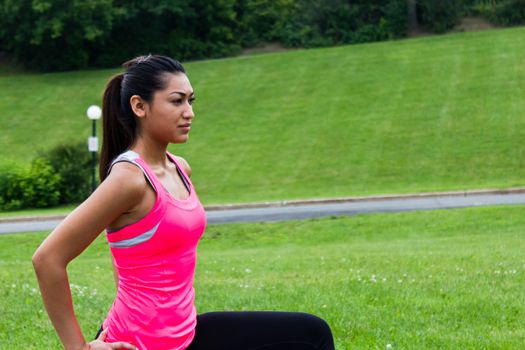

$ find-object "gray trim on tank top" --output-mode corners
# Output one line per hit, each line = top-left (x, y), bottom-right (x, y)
(105, 150), (191, 240)
(109, 222), (161, 248)
(108, 150), (156, 191)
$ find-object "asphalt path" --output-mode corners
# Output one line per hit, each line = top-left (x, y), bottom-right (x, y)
(1, 192), (524, 234)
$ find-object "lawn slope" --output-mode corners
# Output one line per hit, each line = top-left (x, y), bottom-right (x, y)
(1, 27), (524, 204)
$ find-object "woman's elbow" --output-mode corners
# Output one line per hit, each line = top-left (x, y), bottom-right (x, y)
(32, 249), (47, 273)
(32, 247), (60, 274)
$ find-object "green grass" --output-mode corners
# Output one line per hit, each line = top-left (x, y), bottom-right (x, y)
(1, 27), (525, 205)
(1, 205), (524, 349)
(0, 205), (74, 218)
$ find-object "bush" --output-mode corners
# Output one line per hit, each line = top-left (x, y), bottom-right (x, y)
(38, 141), (93, 205)
(0, 159), (61, 211)
(0, 141), (93, 211)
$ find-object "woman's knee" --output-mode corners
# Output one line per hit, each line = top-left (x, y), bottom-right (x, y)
(295, 313), (333, 340)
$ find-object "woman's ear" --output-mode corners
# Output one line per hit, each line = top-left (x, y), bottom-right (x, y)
(130, 95), (147, 118)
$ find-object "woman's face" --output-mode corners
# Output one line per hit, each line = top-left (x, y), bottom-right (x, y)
(141, 72), (195, 144)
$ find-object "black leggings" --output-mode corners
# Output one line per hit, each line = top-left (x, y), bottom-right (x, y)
(96, 311), (335, 350)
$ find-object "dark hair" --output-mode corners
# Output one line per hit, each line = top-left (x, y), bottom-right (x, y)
(100, 55), (186, 181)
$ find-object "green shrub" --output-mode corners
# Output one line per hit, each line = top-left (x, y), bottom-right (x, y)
(0, 160), (61, 211)
(38, 141), (93, 204)
(0, 141), (93, 211)
(0, 162), (24, 211)
(21, 159), (62, 208)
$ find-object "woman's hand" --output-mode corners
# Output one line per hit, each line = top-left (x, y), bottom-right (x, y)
(84, 329), (137, 350)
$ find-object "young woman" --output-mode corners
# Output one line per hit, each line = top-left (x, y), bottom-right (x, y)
(33, 55), (335, 350)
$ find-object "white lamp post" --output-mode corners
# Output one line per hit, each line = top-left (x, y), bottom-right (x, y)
(87, 105), (102, 193)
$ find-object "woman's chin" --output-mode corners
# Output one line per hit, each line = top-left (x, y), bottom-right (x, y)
(171, 135), (190, 144)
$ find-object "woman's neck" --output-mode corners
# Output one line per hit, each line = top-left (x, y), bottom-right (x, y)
(131, 136), (170, 169)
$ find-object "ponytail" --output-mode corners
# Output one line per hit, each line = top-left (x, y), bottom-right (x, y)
(99, 55), (187, 181)
(99, 73), (136, 181)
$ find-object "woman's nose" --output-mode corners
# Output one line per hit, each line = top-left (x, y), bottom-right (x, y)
(184, 104), (195, 119)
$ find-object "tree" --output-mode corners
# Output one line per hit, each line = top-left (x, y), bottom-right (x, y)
(407, 0), (419, 33)
(0, 0), (116, 71)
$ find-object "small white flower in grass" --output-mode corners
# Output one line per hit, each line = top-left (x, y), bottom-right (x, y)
(11, 284), (16, 288)
(386, 344), (392, 349)
(245, 268), (252, 273)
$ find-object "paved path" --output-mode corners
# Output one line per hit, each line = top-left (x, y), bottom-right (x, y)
(1, 190), (524, 234)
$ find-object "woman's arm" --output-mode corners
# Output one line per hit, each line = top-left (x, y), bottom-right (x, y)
(32, 163), (147, 350)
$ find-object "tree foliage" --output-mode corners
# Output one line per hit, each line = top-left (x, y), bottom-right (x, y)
(0, 0), (521, 72)
(417, 0), (464, 33)
(468, 0), (525, 26)
(0, 0), (115, 71)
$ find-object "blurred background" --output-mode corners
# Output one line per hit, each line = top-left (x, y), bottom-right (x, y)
(1, 2), (525, 348)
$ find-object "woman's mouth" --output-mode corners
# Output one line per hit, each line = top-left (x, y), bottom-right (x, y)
(179, 123), (191, 131)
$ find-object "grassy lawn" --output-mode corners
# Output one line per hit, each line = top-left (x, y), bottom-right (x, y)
(1, 205), (524, 349)
(0, 205), (75, 219)
(1, 27), (525, 206)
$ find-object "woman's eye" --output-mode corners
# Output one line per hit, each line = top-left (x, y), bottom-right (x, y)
(172, 99), (183, 105)
(189, 98), (196, 105)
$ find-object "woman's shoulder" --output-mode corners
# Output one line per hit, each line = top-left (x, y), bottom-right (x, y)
(104, 161), (150, 200)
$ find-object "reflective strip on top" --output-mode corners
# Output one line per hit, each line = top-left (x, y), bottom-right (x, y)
(109, 222), (161, 248)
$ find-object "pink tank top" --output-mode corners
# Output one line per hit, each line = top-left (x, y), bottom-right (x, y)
(102, 150), (206, 350)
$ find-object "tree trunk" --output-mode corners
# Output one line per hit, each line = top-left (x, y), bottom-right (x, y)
(407, 0), (419, 33)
